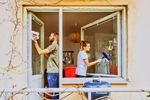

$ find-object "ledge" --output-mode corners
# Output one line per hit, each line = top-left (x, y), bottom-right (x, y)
(62, 77), (128, 84)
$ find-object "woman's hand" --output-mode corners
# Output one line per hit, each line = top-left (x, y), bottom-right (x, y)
(97, 58), (102, 63)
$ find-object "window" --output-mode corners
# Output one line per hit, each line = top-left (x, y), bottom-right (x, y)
(81, 12), (120, 77)
(62, 7), (127, 84)
(24, 6), (127, 85)
(31, 13), (44, 75)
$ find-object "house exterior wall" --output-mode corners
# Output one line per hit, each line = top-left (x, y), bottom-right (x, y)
(0, 0), (150, 99)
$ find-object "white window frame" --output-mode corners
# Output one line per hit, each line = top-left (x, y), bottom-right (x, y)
(81, 11), (121, 77)
(23, 6), (128, 85)
(28, 12), (45, 77)
(81, 12), (121, 77)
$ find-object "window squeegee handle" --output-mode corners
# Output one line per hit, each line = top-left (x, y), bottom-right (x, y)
(102, 52), (110, 62)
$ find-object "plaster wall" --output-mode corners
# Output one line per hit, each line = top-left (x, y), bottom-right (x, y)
(1, 0), (150, 99)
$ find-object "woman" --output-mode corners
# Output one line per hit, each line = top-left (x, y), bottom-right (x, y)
(76, 41), (102, 77)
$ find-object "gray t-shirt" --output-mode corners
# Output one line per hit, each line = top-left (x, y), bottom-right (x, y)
(76, 51), (88, 76)
(47, 43), (59, 73)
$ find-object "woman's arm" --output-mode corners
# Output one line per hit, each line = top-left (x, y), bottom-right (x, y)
(84, 58), (101, 68)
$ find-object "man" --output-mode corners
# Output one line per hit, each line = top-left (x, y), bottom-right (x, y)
(32, 32), (59, 99)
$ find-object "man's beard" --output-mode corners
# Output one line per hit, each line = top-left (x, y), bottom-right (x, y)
(49, 38), (54, 43)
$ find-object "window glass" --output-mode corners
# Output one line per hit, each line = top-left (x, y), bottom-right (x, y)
(62, 12), (121, 78)
(83, 17), (118, 75)
(32, 19), (41, 75)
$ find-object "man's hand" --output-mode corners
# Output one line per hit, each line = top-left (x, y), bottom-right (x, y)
(32, 36), (38, 44)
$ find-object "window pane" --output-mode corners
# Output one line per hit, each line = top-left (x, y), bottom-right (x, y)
(84, 16), (118, 75)
(62, 12), (117, 78)
(32, 12), (59, 76)
(32, 19), (41, 75)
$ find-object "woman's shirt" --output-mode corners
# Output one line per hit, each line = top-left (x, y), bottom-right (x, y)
(76, 50), (88, 76)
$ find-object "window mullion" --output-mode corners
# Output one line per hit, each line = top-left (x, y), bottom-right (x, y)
(117, 11), (122, 77)
(59, 7), (63, 87)
(122, 8), (127, 79)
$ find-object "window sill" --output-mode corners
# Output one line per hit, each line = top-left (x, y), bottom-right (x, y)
(62, 77), (128, 84)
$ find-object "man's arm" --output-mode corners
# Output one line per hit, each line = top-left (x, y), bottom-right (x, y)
(33, 37), (49, 55)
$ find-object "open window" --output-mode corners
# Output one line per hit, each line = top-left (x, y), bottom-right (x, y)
(81, 12), (121, 77)
(28, 12), (45, 86)
(24, 6), (127, 85)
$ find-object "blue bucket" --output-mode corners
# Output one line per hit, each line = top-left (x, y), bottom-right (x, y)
(84, 80), (110, 100)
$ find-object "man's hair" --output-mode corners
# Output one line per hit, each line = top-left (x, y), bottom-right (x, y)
(50, 32), (59, 36)
(50, 32), (59, 43)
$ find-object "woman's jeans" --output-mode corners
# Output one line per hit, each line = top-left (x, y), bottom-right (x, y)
(47, 73), (59, 99)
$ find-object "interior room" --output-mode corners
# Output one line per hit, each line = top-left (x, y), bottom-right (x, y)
(32, 11), (118, 79)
